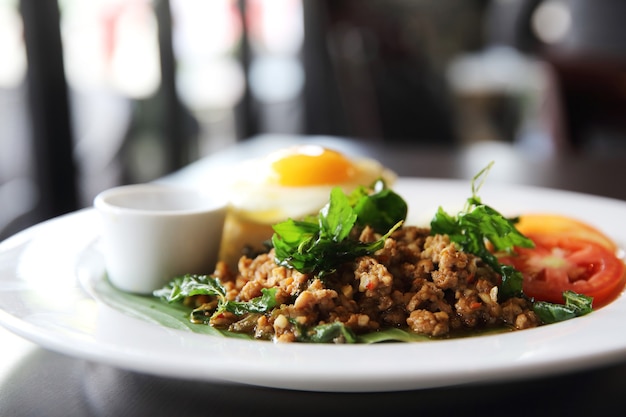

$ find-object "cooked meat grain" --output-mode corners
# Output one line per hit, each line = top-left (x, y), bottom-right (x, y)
(198, 226), (541, 342)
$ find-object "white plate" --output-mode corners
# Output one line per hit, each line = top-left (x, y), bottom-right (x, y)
(2, 178), (626, 393)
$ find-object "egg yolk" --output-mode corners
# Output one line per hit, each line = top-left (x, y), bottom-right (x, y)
(269, 146), (356, 186)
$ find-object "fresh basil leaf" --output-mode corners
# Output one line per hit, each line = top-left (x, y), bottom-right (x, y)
(155, 274), (279, 321)
(498, 264), (524, 300)
(352, 179), (408, 233)
(153, 274), (226, 303)
(533, 290), (593, 324)
(293, 321), (358, 343)
(274, 224), (400, 276)
(430, 163), (534, 300)
(320, 187), (358, 242)
(272, 181), (405, 276)
(222, 288), (278, 315)
(430, 206), (459, 237)
(272, 218), (318, 246)
(533, 302), (578, 323)
(563, 290), (593, 315)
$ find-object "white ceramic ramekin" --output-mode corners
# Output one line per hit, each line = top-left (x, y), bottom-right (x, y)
(94, 184), (227, 294)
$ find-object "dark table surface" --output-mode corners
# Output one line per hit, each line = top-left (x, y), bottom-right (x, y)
(2, 134), (626, 417)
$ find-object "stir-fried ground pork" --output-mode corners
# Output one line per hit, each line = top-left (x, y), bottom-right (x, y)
(192, 226), (541, 342)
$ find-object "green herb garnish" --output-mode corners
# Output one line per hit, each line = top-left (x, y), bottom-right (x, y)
(350, 180), (409, 232)
(154, 274), (278, 319)
(271, 179), (406, 276)
(430, 162), (594, 323)
(533, 290), (593, 324)
(291, 321), (358, 343)
(430, 162), (535, 299)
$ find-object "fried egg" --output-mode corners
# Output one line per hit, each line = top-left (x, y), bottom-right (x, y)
(218, 145), (396, 267)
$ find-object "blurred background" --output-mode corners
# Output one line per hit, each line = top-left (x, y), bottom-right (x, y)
(1, 0), (626, 240)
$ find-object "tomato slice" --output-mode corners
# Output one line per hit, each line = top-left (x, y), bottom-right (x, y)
(499, 233), (626, 308)
(515, 214), (617, 252)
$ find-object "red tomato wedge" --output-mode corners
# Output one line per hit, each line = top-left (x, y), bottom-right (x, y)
(499, 233), (626, 308)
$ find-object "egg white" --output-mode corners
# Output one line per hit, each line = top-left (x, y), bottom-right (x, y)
(217, 148), (396, 268)
(227, 156), (396, 224)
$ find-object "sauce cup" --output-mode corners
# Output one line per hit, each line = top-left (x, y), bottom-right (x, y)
(94, 184), (227, 294)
